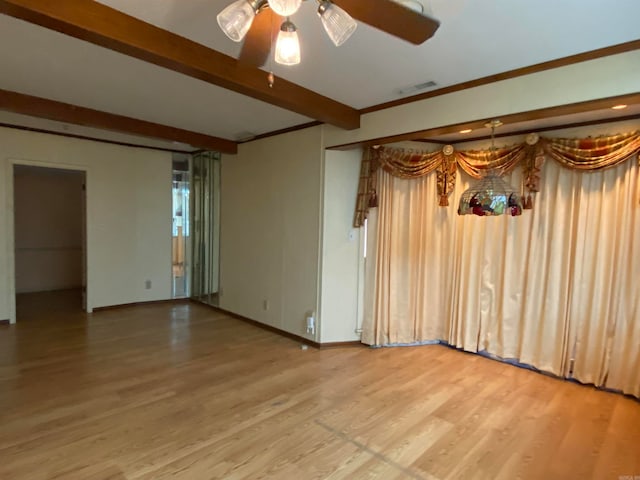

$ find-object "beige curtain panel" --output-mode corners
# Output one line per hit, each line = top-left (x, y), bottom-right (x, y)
(361, 159), (640, 398)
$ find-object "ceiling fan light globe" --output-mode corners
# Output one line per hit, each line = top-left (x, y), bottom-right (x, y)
(268, 0), (302, 16)
(318, 1), (357, 47)
(217, 0), (256, 42)
(275, 21), (301, 65)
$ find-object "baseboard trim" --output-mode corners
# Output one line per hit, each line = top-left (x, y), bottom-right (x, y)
(0, 319), (10, 326)
(93, 298), (189, 312)
(318, 341), (365, 349)
(191, 300), (364, 349)
(190, 300), (326, 348)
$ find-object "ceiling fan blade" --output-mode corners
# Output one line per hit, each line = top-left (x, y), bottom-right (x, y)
(333, 0), (440, 45)
(238, 8), (281, 67)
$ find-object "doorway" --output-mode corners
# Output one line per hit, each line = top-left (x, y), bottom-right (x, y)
(12, 164), (87, 321)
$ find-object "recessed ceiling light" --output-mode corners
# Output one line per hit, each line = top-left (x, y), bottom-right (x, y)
(459, 129), (472, 134)
(611, 104), (628, 110)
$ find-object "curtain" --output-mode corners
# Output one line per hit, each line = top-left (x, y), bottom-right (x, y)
(353, 148), (379, 228)
(362, 159), (640, 398)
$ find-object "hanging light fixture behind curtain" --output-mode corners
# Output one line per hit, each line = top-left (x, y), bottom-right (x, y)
(458, 120), (523, 216)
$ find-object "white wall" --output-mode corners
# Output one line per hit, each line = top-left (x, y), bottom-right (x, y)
(219, 126), (323, 340)
(14, 166), (84, 293)
(0, 127), (172, 321)
(320, 149), (362, 343)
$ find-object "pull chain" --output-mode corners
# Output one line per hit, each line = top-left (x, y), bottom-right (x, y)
(268, 7), (275, 88)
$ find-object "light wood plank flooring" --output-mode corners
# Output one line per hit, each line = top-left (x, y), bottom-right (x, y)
(0, 291), (638, 480)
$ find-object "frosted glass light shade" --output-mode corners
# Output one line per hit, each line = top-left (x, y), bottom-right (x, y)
(275, 21), (301, 65)
(318, 1), (357, 46)
(217, 0), (256, 42)
(268, 0), (302, 16)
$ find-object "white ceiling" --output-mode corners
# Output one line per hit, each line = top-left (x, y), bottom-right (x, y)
(0, 0), (639, 149)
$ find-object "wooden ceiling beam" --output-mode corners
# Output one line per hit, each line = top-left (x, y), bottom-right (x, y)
(0, 89), (238, 154)
(0, 0), (360, 130)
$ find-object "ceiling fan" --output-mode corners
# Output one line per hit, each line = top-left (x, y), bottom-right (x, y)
(217, 0), (441, 67)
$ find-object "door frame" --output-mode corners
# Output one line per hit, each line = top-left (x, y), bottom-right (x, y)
(5, 158), (92, 323)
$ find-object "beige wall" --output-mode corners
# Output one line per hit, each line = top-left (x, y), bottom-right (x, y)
(219, 126), (323, 340)
(14, 166), (85, 293)
(219, 127), (364, 343)
(320, 149), (362, 343)
(0, 127), (172, 322)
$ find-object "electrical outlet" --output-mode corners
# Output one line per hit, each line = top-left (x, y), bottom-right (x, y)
(263, 299), (269, 311)
(145, 279), (152, 290)
(306, 315), (315, 335)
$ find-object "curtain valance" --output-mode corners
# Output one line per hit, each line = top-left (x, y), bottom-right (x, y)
(378, 147), (441, 178)
(544, 131), (640, 170)
(353, 130), (640, 227)
(456, 144), (526, 179)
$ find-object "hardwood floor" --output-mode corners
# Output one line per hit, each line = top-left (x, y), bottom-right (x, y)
(0, 292), (638, 480)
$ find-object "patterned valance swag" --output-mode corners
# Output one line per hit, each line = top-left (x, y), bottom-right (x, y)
(354, 130), (640, 227)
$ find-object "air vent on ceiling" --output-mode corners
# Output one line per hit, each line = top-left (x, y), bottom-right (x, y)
(395, 80), (438, 96)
